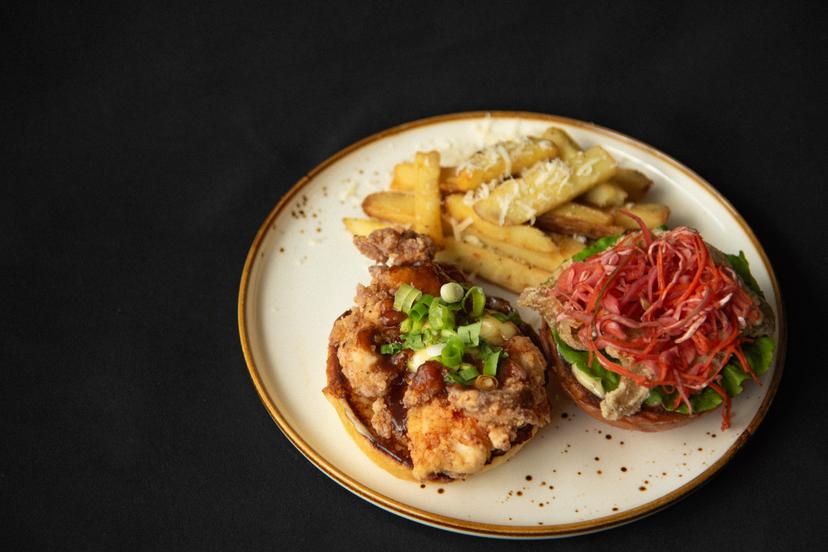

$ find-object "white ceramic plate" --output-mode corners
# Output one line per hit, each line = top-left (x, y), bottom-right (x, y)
(238, 112), (785, 538)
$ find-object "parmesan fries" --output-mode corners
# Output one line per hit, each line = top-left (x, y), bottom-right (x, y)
(343, 125), (670, 293)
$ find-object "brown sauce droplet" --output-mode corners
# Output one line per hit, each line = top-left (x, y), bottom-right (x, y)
(698, 447), (703, 452)
(594, 457), (600, 462)
(712, 433), (717, 438)
(639, 486), (647, 491)
(539, 503), (544, 508)
(525, 475), (533, 481)
(662, 472), (667, 476)
(561, 412), (568, 419)
(605, 434), (612, 440)
(621, 467), (628, 472)
(420, 484), (425, 489)
(612, 507), (619, 512)
(516, 491), (523, 496)
(577, 471), (582, 476)
(548, 485), (554, 490)
(644, 480), (650, 484)
(437, 488), (444, 494)
(279, 247), (285, 253)
(597, 470), (603, 475)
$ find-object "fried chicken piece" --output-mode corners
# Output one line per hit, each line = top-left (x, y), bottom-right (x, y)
(353, 227), (436, 266)
(406, 399), (492, 481)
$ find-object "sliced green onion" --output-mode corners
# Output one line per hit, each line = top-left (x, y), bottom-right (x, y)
(440, 282), (465, 303)
(440, 336), (465, 369)
(408, 300), (430, 322)
(463, 286), (486, 317)
(474, 374), (498, 391)
(410, 318), (425, 333)
(399, 318), (412, 333)
(394, 284), (422, 313)
(444, 372), (464, 385)
(403, 332), (425, 350)
(440, 329), (457, 339)
(428, 300), (455, 331)
(457, 321), (481, 346)
(380, 343), (403, 355)
(458, 363), (479, 381)
(483, 349), (501, 376)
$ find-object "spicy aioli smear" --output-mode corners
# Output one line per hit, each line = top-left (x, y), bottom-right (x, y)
(552, 214), (765, 429)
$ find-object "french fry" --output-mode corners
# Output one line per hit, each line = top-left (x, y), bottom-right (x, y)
(391, 163), (455, 192)
(609, 168), (653, 202)
(342, 217), (397, 236)
(551, 234), (588, 259)
(541, 127), (582, 162)
(362, 191), (415, 224)
(435, 238), (551, 294)
(444, 137), (558, 192)
(458, 229), (568, 273)
(444, 194), (558, 253)
(474, 147), (617, 226)
(580, 182), (628, 208)
(535, 203), (624, 239)
(610, 203), (670, 229)
(413, 151), (443, 245)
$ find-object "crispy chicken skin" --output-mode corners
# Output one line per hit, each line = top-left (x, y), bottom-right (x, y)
(327, 228), (551, 481)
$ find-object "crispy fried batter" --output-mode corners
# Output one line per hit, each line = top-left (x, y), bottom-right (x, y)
(354, 227), (436, 266)
(406, 398), (492, 481)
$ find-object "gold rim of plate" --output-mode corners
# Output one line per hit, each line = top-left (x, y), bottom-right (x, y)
(237, 111), (787, 538)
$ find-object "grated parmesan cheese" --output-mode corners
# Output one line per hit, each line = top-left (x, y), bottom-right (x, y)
(463, 234), (483, 247)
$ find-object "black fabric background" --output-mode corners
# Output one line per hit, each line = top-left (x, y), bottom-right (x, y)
(3, 2), (827, 550)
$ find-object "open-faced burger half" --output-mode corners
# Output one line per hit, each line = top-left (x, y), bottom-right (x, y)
(324, 228), (550, 482)
(519, 217), (776, 432)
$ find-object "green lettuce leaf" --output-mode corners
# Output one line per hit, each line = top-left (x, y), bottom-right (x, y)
(645, 336), (775, 412)
(552, 331), (620, 392)
(725, 250), (763, 297)
(572, 234), (621, 262)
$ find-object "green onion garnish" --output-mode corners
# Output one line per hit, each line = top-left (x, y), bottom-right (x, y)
(463, 286), (486, 317)
(483, 349), (501, 376)
(403, 332), (425, 350)
(394, 284), (422, 313)
(399, 318), (412, 333)
(440, 336), (464, 369)
(458, 363), (479, 381)
(444, 372), (464, 385)
(457, 321), (481, 346)
(408, 299), (431, 322)
(428, 300), (455, 331)
(440, 282), (464, 303)
(379, 343), (403, 355)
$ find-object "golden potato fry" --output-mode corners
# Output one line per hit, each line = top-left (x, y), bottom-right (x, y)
(541, 127), (582, 162)
(390, 162), (455, 192)
(535, 202), (624, 239)
(458, 229), (568, 273)
(610, 168), (653, 202)
(580, 182), (628, 208)
(551, 233), (588, 259)
(610, 203), (670, 229)
(362, 191), (415, 224)
(413, 151), (443, 245)
(444, 194), (558, 253)
(474, 147), (617, 226)
(445, 137), (558, 192)
(342, 217), (398, 236)
(435, 238), (551, 293)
